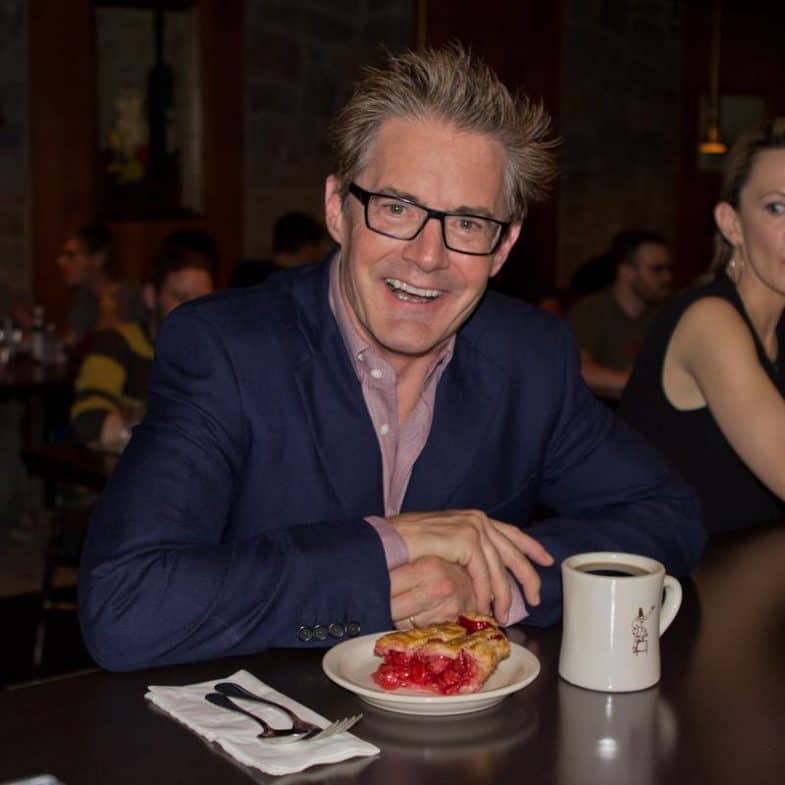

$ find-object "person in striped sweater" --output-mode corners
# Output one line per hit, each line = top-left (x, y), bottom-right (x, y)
(70, 231), (217, 451)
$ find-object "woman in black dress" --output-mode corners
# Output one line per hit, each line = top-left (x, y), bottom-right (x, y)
(620, 121), (785, 534)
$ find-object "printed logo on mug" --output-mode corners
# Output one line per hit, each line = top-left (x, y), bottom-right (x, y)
(558, 552), (682, 692)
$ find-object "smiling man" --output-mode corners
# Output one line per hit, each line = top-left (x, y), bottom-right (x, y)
(79, 46), (704, 670)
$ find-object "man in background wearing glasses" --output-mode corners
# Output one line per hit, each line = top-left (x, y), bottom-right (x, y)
(79, 46), (703, 670)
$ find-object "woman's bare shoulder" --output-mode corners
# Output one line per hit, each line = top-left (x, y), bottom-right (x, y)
(668, 294), (759, 374)
(675, 294), (753, 343)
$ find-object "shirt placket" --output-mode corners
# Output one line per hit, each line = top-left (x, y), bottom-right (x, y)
(358, 352), (399, 516)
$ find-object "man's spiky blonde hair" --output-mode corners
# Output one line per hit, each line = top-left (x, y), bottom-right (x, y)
(328, 44), (558, 221)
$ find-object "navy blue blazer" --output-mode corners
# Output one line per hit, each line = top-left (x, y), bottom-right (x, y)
(79, 259), (704, 670)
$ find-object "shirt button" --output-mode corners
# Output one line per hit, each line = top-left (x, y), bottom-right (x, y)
(297, 625), (313, 642)
(370, 368), (383, 379)
(346, 621), (361, 637)
(312, 624), (329, 641)
(328, 622), (345, 639)
(380, 424), (390, 436)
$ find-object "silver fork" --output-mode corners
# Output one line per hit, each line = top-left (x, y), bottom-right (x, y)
(204, 691), (361, 744)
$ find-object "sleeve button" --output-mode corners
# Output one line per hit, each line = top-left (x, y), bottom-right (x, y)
(297, 625), (313, 642)
(346, 621), (361, 637)
(313, 624), (329, 641)
(328, 622), (345, 639)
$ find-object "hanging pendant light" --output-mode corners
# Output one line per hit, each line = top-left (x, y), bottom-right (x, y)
(698, 0), (727, 155)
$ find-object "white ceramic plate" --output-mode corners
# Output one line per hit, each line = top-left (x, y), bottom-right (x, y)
(322, 633), (540, 716)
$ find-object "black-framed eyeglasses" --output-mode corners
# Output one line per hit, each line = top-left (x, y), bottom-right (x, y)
(348, 182), (510, 256)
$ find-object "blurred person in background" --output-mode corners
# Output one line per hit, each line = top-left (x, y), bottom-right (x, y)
(228, 211), (332, 287)
(70, 230), (217, 452)
(272, 211), (331, 268)
(567, 230), (672, 400)
(620, 121), (785, 534)
(56, 223), (146, 351)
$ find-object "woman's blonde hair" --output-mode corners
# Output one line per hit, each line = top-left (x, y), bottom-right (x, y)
(328, 44), (558, 221)
(713, 118), (785, 271)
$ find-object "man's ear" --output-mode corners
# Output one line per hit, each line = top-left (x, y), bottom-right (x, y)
(490, 220), (522, 277)
(714, 201), (742, 247)
(324, 175), (346, 247)
(142, 282), (156, 312)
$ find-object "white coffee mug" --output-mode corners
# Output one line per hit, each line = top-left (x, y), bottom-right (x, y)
(558, 551), (682, 692)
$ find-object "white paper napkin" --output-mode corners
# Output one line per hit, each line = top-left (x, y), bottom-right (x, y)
(145, 669), (379, 776)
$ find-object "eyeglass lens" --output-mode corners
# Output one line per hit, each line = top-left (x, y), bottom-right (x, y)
(367, 194), (502, 254)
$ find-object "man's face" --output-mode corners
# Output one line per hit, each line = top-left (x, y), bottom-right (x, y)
(157, 265), (214, 320)
(325, 117), (520, 372)
(56, 236), (98, 288)
(629, 242), (673, 305)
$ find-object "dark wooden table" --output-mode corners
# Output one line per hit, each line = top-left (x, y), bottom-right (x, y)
(1, 524), (784, 785)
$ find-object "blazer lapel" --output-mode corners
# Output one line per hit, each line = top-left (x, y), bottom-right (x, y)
(294, 328), (384, 518)
(404, 340), (506, 511)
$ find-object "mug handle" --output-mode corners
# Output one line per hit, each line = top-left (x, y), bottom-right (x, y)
(659, 575), (682, 635)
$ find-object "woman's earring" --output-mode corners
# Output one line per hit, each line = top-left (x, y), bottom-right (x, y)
(728, 248), (744, 279)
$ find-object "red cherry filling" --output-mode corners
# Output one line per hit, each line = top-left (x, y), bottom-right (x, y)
(372, 649), (478, 695)
(457, 614), (496, 633)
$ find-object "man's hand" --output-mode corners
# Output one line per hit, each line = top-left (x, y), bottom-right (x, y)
(386, 509), (553, 624)
(390, 556), (477, 628)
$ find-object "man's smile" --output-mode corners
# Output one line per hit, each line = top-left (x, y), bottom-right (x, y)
(384, 277), (443, 303)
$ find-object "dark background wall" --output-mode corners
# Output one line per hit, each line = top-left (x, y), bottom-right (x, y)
(558, 0), (685, 285)
(0, 1), (27, 307)
(243, 0), (414, 258)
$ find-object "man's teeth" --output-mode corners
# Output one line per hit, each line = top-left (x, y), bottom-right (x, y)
(385, 278), (441, 301)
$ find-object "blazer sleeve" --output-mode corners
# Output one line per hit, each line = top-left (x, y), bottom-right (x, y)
(521, 322), (705, 627)
(78, 307), (392, 670)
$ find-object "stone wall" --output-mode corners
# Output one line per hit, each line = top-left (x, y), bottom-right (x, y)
(244, 0), (414, 258)
(0, 0), (27, 310)
(558, 0), (685, 284)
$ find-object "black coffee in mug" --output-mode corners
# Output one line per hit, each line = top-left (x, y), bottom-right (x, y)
(577, 562), (650, 578)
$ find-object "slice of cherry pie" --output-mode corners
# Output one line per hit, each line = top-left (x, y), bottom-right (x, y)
(372, 613), (511, 695)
